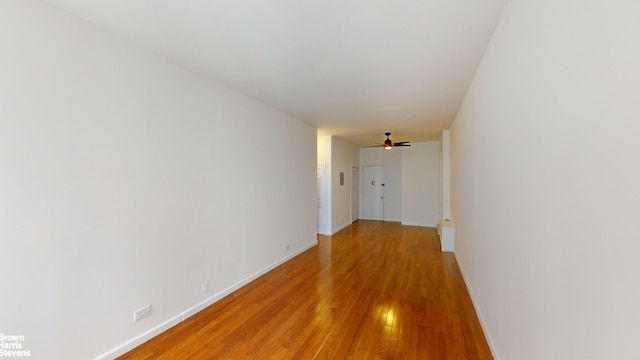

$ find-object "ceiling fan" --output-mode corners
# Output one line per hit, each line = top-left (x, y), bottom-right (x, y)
(369, 132), (411, 149)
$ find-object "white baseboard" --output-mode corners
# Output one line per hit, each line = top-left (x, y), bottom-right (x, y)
(454, 253), (498, 360)
(400, 221), (438, 228)
(331, 222), (351, 235)
(92, 240), (317, 360)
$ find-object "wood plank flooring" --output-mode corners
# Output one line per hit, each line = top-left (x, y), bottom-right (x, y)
(118, 221), (492, 359)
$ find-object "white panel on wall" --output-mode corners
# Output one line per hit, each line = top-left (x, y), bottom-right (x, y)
(402, 142), (440, 227)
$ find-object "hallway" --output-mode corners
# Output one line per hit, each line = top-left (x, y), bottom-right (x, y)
(120, 221), (491, 359)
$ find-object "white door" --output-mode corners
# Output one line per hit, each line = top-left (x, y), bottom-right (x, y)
(351, 166), (359, 222)
(362, 166), (384, 220)
(317, 164), (327, 234)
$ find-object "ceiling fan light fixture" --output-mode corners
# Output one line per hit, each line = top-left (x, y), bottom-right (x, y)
(367, 132), (411, 149)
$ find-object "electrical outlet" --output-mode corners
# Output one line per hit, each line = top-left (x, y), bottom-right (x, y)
(201, 281), (208, 295)
(133, 304), (152, 322)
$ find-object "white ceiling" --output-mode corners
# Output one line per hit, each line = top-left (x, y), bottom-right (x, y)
(43, 0), (507, 147)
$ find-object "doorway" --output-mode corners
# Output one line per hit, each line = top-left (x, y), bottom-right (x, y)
(362, 165), (384, 220)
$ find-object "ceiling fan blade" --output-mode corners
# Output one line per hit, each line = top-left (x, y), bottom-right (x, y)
(394, 144), (411, 147)
(393, 141), (410, 145)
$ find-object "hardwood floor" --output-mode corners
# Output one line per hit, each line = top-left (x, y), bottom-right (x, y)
(118, 221), (492, 359)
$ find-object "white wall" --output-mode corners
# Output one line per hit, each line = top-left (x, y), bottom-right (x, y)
(317, 135), (331, 235)
(359, 148), (403, 222)
(317, 135), (358, 234)
(0, 1), (317, 359)
(330, 137), (359, 234)
(402, 142), (440, 227)
(360, 143), (439, 225)
(451, 0), (640, 359)
(439, 131), (451, 221)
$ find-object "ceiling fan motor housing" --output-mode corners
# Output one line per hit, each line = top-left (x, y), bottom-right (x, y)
(385, 132), (393, 147)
